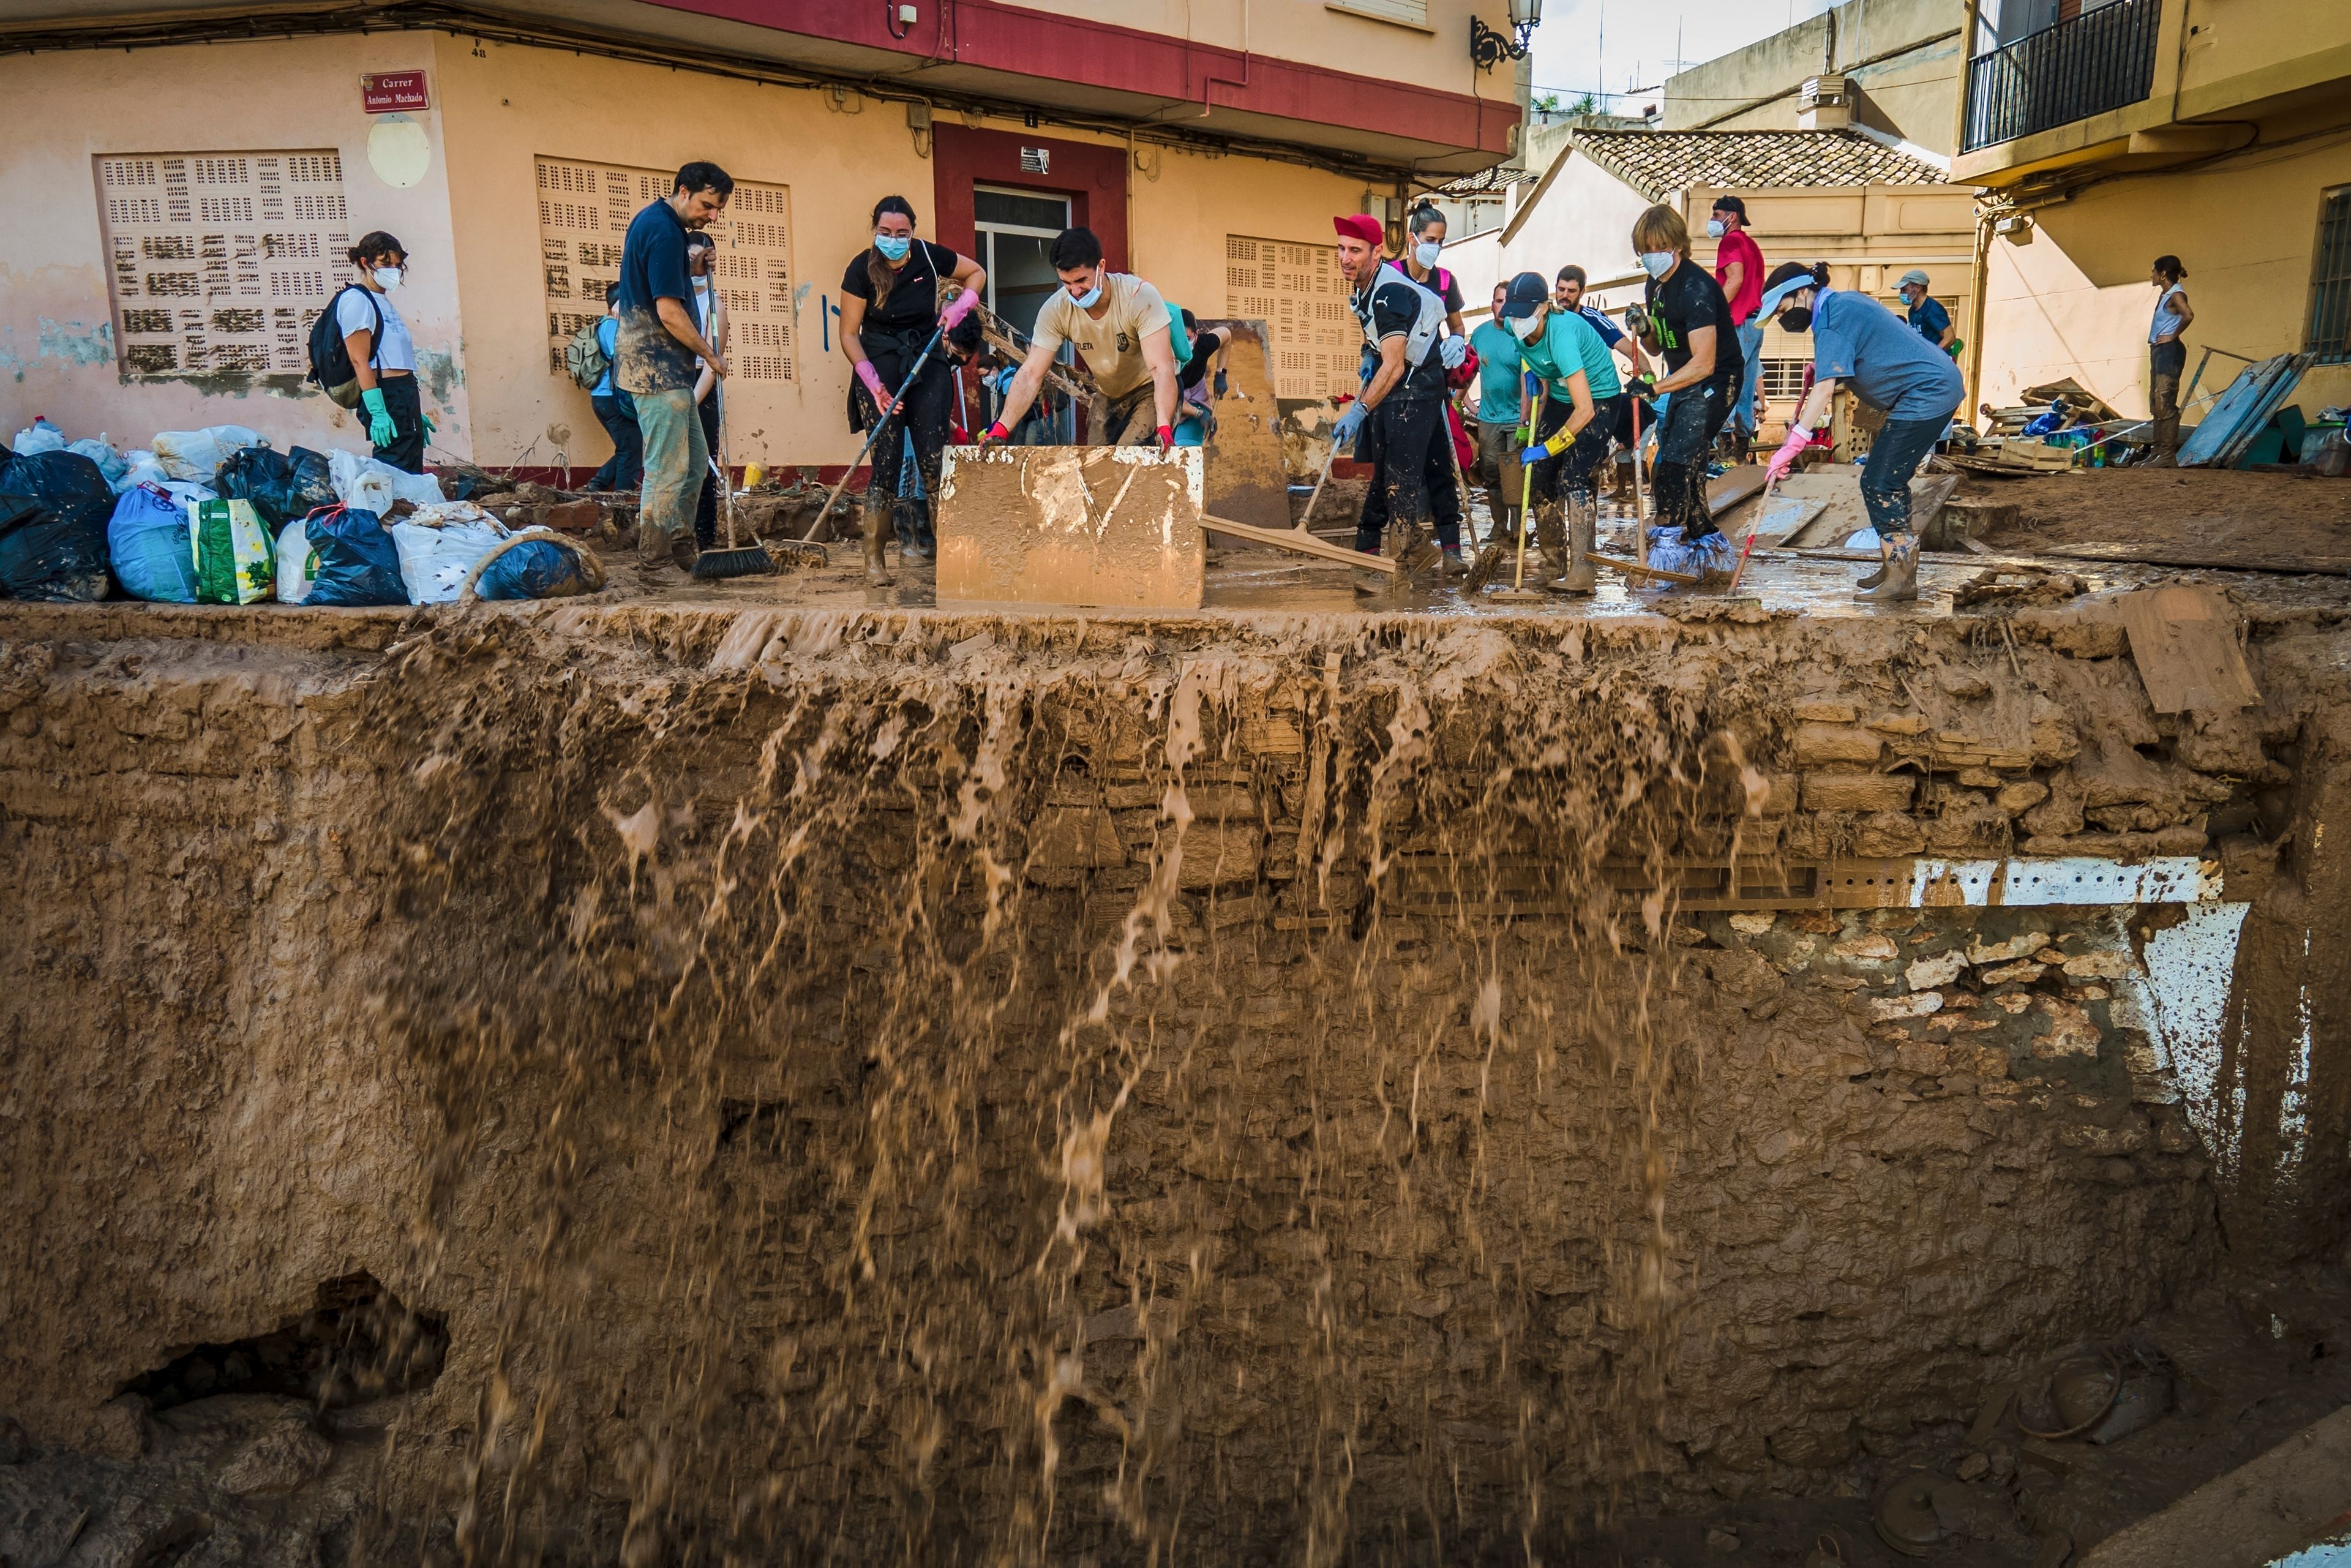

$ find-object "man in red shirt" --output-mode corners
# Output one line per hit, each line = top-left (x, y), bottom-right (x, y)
(1710, 194), (1766, 457)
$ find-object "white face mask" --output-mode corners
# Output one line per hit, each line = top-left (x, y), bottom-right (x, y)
(1639, 251), (1677, 279)
(371, 267), (403, 293)
(1704, 219), (1727, 239)
(1508, 313), (1542, 342)
(1414, 241), (1442, 268)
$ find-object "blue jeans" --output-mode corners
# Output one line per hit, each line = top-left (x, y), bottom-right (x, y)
(1860, 415), (1947, 540)
(1734, 323), (1763, 435)
(588, 391), (641, 492)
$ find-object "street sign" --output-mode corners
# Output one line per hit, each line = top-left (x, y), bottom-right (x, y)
(361, 72), (431, 113)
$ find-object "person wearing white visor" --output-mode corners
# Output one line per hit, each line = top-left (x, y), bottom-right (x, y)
(1759, 261), (1963, 604)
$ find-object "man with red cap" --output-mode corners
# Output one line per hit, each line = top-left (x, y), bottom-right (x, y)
(1329, 212), (1461, 588)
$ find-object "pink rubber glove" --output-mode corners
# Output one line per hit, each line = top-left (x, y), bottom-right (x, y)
(940, 289), (979, 331)
(1765, 429), (1809, 487)
(855, 359), (891, 410)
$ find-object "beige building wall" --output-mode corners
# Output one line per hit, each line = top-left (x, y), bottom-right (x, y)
(1660, 0), (1963, 155)
(0, 33), (1371, 471)
(1977, 137), (2351, 418)
(0, 34), (465, 457)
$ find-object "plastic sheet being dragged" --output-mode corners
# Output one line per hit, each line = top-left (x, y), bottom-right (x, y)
(1645, 525), (1737, 582)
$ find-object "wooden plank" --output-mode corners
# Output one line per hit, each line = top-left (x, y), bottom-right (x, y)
(1704, 463), (1770, 517)
(1742, 494), (1829, 546)
(1201, 511), (1397, 573)
(2043, 543), (2351, 576)
(2115, 584), (2260, 714)
(1191, 318), (1291, 532)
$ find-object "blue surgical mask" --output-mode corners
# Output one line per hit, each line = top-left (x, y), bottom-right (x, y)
(874, 233), (911, 262)
(1070, 282), (1103, 309)
(1640, 251), (1677, 278)
(1704, 219), (1727, 239)
(1414, 241), (1441, 268)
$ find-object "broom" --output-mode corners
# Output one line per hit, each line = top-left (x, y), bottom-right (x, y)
(1483, 454), (1546, 602)
(691, 389), (776, 579)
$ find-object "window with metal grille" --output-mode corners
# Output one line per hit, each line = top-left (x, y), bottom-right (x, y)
(1759, 358), (1812, 399)
(2307, 186), (2351, 362)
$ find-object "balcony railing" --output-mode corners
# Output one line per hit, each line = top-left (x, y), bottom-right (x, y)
(1962, 0), (2162, 154)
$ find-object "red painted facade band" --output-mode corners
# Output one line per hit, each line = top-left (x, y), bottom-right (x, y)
(643, 0), (1512, 159)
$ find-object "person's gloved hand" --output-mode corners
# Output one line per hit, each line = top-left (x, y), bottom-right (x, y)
(1625, 377), (1655, 403)
(1765, 428), (1810, 487)
(1439, 334), (1467, 370)
(361, 388), (396, 448)
(855, 359), (890, 410)
(1213, 368), (1229, 397)
(940, 289), (979, 330)
(1157, 424), (1175, 452)
(1520, 433), (1564, 465)
(978, 421), (1011, 448)
(421, 412), (437, 438)
(1330, 400), (1370, 448)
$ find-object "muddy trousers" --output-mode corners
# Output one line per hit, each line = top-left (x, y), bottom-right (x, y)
(1652, 377), (1734, 539)
(634, 387), (707, 564)
(1473, 419), (1522, 540)
(370, 373), (427, 475)
(1528, 394), (1621, 506)
(1355, 396), (1463, 555)
(587, 392), (642, 493)
(1858, 413), (1947, 541)
(2150, 339), (2186, 456)
(863, 359), (953, 556)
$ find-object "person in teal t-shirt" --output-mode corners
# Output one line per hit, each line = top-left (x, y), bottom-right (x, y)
(1466, 283), (1528, 544)
(1494, 271), (1607, 593)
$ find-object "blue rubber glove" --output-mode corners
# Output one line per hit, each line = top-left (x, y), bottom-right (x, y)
(1438, 334), (1467, 370)
(1519, 435), (1562, 465)
(1331, 400), (1370, 448)
(361, 388), (396, 448)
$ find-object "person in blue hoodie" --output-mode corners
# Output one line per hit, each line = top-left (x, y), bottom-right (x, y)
(1758, 260), (1963, 604)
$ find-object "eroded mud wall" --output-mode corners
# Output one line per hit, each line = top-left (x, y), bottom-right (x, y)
(2, 600), (2346, 1561)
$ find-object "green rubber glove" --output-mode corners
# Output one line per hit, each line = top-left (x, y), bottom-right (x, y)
(420, 411), (437, 437)
(361, 387), (397, 448)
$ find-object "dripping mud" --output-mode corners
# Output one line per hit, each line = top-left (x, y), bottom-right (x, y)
(5, 592), (2351, 1564)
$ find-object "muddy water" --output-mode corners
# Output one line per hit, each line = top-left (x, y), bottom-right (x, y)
(310, 601), (2224, 1562)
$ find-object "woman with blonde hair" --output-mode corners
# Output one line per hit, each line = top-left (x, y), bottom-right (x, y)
(1627, 203), (1744, 557)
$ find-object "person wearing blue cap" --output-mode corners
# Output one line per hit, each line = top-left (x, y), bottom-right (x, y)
(1758, 260), (1963, 603)
(1494, 269), (1614, 592)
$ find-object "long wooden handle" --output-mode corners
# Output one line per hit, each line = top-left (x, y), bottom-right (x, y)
(1298, 440), (1338, 531)
(795, 323), (948, 544)
(1202, 511), (1396, 573)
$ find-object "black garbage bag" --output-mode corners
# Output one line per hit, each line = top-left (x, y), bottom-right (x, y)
(303, 505), (408, 607)
(0, 449), (114, 602)
(215, 445), (336, 528)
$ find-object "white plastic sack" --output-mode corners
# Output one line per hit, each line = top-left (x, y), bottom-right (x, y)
(11, 418), (67, 456)
(67, 435), (128, 490)
(390, 517), (509, 604)
(151, 424), (265, 482)
(329, 449), (445, 514)
(276, 516), (317, 604)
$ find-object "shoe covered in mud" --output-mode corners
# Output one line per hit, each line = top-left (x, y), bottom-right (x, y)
(1352, 566), (1390, 595)
(1857, 552), (1889, 590)
(1856, 536), (1919, 602)
(861, 501), (894, 587)
(1547, 501), (1599, 594)
(1440, 548), (1468, 580)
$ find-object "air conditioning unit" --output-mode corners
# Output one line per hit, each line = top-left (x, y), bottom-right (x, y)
(1798, 73), (1852, 130)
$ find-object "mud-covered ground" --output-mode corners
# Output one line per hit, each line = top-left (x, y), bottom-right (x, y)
(1964, 468), (2351, 571)
(5, 590), (2351, 1564)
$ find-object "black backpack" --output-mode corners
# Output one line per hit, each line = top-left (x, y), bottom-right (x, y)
(307, 285), (381, 408)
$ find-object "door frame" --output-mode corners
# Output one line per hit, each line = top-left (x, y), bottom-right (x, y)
(931, 125), (1127, 272)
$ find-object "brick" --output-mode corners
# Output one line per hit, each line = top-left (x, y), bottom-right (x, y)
(1867, 713), (1928, 737)
(1801, 771), (1913, 812)
(1995, 780), (2050, 815)
(1794, 724), (1883, 767)
(1791, 699), (1858, 723)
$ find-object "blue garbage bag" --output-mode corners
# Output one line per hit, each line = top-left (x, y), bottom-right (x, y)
(303, 505), (409, 607)
(476, 538), (585, 600)
(0, 450), (114, 601)
(107, 483), (199, 603)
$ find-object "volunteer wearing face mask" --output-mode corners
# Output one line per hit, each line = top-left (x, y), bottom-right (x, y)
(1758, 261), (1963, 604)
(1706, 196), (1766, 455)
(1896, 270), (1956, 354)
(839, 195), (986, 582)
(337, 231), (431, 473)
(1327, 212), (1464, 583)
(1494, 271), (1611, 593)
(1397, 204), (1470, 375)
(983, 227), (1178, 452)
(1628, 204), (1745, 546)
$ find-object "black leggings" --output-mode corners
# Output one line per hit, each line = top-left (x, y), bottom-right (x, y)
(864, 356), (955, 512)
(1355, 396), (1463, 554)
(372, 373), (427, 475)
(1529, 393), (1620, 506)
(1653, 377), (1735, 538)
(693, 391), (722, 547)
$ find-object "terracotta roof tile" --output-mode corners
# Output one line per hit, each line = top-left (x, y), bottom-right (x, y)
(1569, 129), (1947, 199)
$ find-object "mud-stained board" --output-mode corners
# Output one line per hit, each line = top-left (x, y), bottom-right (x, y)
(2117, 585), (2260, 714)
(1192, 318), (1290, 533)
(936, 446), (1205, 609)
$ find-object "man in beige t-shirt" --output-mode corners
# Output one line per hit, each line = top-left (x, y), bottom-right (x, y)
(981, 225), (1180, 448)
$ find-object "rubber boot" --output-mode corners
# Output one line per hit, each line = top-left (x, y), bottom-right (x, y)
(1552, 497), (1599, 594)
(1854, 535), (1919, 602)
(1857, 538), (1889, 590)
(861, 497), (893, 587)
(1532, 501), (1572, 587)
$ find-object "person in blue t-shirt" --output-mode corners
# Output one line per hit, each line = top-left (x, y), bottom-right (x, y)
(1493, 271), (1609, 593)
(1467, 282), (1529, 544)
(615, 160), (731, 571)
(1759, 260), (1963, 604)
(585, 285), (641, 493)
(1897, 270), (1956, 354)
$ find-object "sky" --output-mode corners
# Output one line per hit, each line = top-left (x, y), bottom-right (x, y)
(1526, 0), (1840, 115)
